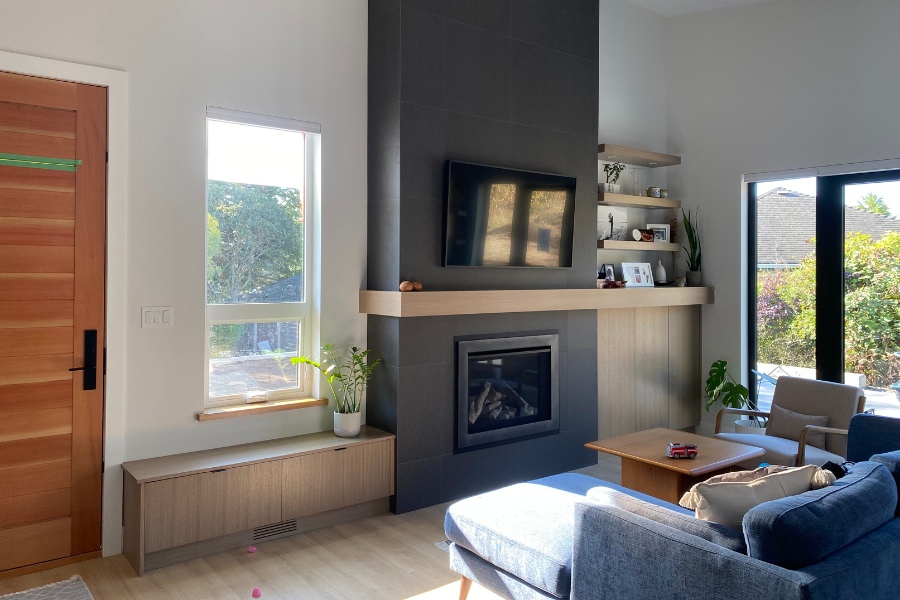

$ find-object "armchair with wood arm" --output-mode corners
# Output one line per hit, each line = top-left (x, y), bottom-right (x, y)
(713, 377), (866, 467)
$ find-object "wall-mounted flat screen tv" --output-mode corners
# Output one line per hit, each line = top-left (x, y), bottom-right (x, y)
(442, 161), (576, 268)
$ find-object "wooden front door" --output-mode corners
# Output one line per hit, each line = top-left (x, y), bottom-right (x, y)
(0, 71), (107, 573)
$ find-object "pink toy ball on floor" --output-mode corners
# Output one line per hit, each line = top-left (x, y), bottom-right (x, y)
(248, 545), (257, 553)
(252, 587), (262, 598)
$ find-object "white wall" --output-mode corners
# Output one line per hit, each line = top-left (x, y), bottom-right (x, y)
(0, 0), (368, 553)
(599, 0), (668, 160)
(665, 0), (900, 432)
(597, 1), (675, 272)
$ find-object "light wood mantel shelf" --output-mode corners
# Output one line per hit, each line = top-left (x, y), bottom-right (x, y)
(359, 287), (714, 317)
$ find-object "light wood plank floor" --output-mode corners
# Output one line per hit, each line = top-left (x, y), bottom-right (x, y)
(0, 458), (622, 599)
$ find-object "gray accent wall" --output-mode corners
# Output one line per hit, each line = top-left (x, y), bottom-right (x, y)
(368, 0), (600, 513)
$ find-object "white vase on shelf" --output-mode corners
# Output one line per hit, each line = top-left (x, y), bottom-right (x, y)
(655, 260), (667, 283)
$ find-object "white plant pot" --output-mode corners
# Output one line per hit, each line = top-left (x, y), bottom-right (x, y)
(734, 419), (767, 435)
(334, 411), (361, 438)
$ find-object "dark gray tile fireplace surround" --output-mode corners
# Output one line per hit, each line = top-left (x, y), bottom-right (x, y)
(367, 0), (600, 513)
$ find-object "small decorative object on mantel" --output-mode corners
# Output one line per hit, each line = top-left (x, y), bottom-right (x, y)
(621, 262), (654, 287)
(646, 187), (661, 198)
(292, 344), (381, 438)
(400, 280), (424, 292)
(674, 276), (686, 287)
(602, 162), (626, 193)
(682, 207), (702, 286)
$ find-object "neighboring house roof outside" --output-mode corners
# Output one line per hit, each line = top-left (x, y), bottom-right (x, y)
(757, 187), (900, 266)
(239, 273), (304, 303)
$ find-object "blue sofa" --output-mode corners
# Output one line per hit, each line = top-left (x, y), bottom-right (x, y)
(445, 452), (900, 600)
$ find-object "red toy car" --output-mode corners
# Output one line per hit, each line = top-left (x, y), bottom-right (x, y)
(666, 442), (698, 459)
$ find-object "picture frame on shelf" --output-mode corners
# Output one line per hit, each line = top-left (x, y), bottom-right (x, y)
(622, 262), (654, 287)
(598, 263), (615, 281)
(647, 223), (670, 243)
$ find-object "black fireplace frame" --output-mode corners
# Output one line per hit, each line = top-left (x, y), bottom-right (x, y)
(455, 332), (559, 452)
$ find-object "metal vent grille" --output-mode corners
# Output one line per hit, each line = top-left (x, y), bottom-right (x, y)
(253, 519), (298, 541)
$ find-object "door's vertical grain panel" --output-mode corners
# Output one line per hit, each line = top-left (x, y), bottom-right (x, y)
(0, 73), (77, 110)
(0, 380), (72, 413)
(0, 188), (76, 219)
(0, 489), (70, 529)
(0, 274), (74, 300)
(0, 518), (72, 571)
(0, 327), (73, 357)
(70, 82), (107, 555)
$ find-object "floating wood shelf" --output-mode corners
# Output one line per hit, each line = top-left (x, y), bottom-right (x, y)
(597, 240), (680, 252)
(359, 287), (714, 317)
(598, 144), (681, 168)
(598, 192), (681, 209)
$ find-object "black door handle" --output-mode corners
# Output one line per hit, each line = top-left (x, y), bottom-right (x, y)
(69, 330), (97, 390)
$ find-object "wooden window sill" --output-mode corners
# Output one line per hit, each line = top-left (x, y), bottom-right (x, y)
(196, 397), (329, 421)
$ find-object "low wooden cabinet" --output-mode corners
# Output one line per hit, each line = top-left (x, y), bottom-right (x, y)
(282, 441), (392, 519)
(122, 426), (394, 575)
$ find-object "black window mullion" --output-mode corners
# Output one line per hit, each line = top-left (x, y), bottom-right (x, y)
(815, 176), (845, 383)
(747, 182), (759, 409)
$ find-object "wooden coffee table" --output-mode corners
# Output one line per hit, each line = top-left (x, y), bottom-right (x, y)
(585, 428), (765, 504)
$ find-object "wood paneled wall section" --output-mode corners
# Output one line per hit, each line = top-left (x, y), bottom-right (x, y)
(598, 306), (701, 438)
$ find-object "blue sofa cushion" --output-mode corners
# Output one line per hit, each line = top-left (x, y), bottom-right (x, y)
(743, 461), (897, 569)
(444, 473), (672, 598)
(586, 487), (747, 554)
(870, 450), (900, 516)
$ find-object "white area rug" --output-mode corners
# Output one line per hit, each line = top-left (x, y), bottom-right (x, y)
(0, 576), (93, 600)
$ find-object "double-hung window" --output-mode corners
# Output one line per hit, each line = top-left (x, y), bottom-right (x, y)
(205, 108), (319, 407)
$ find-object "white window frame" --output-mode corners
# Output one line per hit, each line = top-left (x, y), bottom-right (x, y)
(204, 107), (320, 408)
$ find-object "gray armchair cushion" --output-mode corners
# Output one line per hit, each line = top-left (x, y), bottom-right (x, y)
(743, 461), (897, 569)
(766, 404), (828, 448)
(716, 432), (845, 467)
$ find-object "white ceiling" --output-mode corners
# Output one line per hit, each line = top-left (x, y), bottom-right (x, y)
(627, 0), (775, 17)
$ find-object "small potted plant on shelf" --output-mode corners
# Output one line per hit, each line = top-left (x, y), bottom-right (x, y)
(682, 207), (702, 286)
(602, 162), (626, 194)
(292, 344), (381, 438)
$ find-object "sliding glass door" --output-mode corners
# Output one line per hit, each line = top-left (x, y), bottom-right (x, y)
(748, 171), (900, 416)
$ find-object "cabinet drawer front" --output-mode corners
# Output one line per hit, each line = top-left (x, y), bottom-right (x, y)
(143, 461), (282, 553)
(282, 439), (393, 519)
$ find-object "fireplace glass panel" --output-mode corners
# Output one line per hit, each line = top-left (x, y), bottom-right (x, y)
(456, 333), (559, 451)
(467, 349), (551, 434)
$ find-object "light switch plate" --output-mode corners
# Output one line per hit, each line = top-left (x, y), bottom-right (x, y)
(142, 306), (173, 328)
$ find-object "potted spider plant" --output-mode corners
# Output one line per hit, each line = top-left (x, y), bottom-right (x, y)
(682, 207), (702, 286)
(292, 344), (381, 437)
